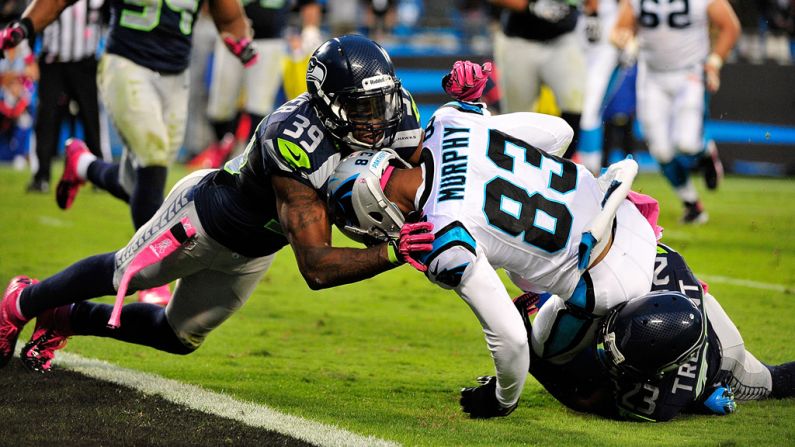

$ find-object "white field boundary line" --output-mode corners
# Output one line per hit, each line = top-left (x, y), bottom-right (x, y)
(697, 274), (794, 294)
(49, 351), (400, 447)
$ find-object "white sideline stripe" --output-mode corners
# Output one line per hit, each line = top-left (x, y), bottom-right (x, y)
(698, 274), (794, 294)
(53, 352), (400, 447)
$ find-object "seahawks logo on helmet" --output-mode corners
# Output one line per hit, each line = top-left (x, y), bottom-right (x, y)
(306, 58), (327, 91)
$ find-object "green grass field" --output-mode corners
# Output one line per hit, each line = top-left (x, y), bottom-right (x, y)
(1, 164), (794, 446)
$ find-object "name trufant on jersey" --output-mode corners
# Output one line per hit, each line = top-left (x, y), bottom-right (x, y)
(439, 127), (470, 202)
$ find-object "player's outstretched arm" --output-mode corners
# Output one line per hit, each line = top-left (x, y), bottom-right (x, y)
(0, 0), (74, 57)
(610, 0), (639, 66)
(704, 0), (741, 93)
(272, 175), (432, 290)
(208, 0), (258, 67)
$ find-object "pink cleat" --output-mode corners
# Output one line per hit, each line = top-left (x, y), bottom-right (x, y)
(56, 138), (90, 210)
(21, 304), (73, 373)
(0, 276), (37, 368)
(138, 284), (172, 307)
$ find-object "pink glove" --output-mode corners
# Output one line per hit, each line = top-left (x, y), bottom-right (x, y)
(388, 221), (435, 272)
(222, 34), (258, 68)
(442, 60), (493, 102)
(0, 18), (32, 59)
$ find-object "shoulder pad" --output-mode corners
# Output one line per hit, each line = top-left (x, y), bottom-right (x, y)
(389, 88), (423, 158)
(258, 96), (338, 182)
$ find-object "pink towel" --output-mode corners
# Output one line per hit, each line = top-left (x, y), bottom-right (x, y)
(107, 217), (196, 329)
(627, 191), (664, 240)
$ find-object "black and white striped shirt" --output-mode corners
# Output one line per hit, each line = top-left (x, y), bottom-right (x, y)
(39, 0), (104, 64)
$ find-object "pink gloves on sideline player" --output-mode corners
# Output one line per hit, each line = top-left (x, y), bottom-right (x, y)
(222, 34), (259, 68)
(0, 18), (33, 59)
(442, 60), (493, 102)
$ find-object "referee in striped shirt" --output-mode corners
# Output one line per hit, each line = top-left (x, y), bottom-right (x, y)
(27, 0), (106, 193)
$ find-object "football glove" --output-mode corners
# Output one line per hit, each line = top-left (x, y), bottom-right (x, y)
(460, 376), (518, 419)
(222, 33), (258, 68)
(442, 60), (492, 103)
(387, 221), (434, 272)
(703, 386), (736, 415)
(0, 18), (33, 60)
(704, 53), (723, 93)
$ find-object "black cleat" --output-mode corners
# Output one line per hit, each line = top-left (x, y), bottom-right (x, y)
(681, 201), (708, 225)
(701, 140), (723, 191)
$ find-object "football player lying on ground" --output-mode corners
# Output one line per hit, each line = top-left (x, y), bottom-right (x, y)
(0, 35), (435, 373)
(514, 243), (794, 422)
(326, 61), (663, 418)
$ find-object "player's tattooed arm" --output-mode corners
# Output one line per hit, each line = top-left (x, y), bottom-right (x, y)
(271, 175), (396, 290)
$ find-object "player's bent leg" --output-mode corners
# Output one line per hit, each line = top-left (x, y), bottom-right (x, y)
(587, 201), (657, 314)
(166, 253), (274, 351)
(86, 159), (130, 202)
(130, 165), (168, 229)
(493, 32), (541, 113)
(69, 301), (195, 355)
(530, 294), (600, 364)
(704, 293), (773, 400)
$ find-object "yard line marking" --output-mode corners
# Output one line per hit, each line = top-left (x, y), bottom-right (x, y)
(697, 274), (794, 294)
(54, 351), (400, 447)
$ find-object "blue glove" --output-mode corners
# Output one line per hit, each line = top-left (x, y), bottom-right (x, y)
(703, 386), (736, 415)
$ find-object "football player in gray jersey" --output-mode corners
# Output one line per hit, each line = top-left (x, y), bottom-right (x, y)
(0, 36), (434, 376)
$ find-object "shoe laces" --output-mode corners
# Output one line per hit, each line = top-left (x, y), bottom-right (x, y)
(23, 329), (69, 373)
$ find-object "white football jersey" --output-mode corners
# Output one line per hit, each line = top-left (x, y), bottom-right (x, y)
(419, 104), (600, 299)
(631, 0), (712, 71)
(414, 103), (656, 408)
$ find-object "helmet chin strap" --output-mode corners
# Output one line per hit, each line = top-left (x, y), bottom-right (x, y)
(380, 165), (395, 190)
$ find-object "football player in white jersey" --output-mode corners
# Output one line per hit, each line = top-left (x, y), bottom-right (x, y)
(578, 0), (622, 174)
(326, 62), (659, 418)
(610, 0), (740, 223)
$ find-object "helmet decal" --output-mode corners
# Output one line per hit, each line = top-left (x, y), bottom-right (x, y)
(362, 74), (396, 91)
(306, 58), (327, 91)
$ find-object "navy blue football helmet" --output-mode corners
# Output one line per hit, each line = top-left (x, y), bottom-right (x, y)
(598, 291), (706, 379)
(306, 34), (403, 150)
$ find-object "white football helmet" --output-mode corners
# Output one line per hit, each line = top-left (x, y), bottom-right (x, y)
(326, 150), (411, 244)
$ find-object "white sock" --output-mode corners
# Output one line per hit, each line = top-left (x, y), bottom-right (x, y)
(76, 152), (97, 181)
(675, 179), (699, 204)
